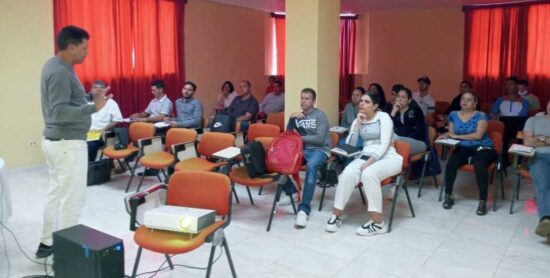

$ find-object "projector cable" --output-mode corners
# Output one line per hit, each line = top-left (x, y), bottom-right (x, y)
(124, 244), (224, 278)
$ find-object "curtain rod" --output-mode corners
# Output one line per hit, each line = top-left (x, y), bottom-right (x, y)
(463, 0), (548, 11)
(271, 12), (358, 19)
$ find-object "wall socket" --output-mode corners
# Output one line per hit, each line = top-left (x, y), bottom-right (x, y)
(29, 141), (37, 147)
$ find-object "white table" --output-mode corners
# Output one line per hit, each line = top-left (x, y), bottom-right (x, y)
(0, 158), (13, 223)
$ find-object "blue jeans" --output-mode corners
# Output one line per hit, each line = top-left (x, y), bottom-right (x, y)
(286, 149), (327, 215)
(239, 120), (251, 132)
(530, 153), (550, 218)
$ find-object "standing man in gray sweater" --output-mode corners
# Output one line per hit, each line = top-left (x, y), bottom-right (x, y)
(37, 26), (108, 258)
(281, 88), (331, 228)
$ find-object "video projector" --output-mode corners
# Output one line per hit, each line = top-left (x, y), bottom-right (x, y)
(144, 205), (215, 234)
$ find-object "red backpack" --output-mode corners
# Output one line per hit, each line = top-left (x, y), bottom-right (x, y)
(266, 131), (304, 196)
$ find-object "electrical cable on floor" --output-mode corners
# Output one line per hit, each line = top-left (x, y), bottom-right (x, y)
(0, 178), (53, 278)
(124, 245), (224, 278)
(0, 176), (11, 278)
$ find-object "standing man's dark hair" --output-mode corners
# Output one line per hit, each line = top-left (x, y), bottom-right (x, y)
(37, 25), (108, 259)
(56, 25), (89, 50)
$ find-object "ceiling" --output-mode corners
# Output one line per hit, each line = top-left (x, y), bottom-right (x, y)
(207, 0), (530, 13)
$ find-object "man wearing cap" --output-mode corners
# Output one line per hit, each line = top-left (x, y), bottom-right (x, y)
(413, 76), (435, 116)
(130, 80), (173, 123)
(87, 80), (123, 161)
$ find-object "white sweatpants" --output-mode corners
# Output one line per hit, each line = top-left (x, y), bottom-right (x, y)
(334, 148), (403, 213)
(40, 139), (88, 245)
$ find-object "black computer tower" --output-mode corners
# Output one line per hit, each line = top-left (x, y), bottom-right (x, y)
(53, 224), (125, 278)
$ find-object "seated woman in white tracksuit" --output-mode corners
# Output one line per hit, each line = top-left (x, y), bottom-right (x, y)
(325, 91), (403, 236)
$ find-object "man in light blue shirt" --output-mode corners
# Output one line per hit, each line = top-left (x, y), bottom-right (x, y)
(258, 80), (284, 119)
(167, 81), (203, 129)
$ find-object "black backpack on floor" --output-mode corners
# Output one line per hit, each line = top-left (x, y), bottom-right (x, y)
(240, 140), (268, 178)
(87, 159), (113, 186)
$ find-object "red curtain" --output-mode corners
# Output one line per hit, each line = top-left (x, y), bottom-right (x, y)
(53, 0), (185, 116)
(274, 17), (286, 76)
(464, 2), (550, 106)
(339, 18), (356, 111)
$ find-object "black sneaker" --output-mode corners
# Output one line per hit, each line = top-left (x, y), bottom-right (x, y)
(35, 243), (53, 258)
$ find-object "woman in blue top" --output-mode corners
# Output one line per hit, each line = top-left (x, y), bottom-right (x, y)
(440, 91), (496, 215)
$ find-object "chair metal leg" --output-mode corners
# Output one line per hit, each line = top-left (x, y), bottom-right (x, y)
(125, 159), (140, 193)
(438, 180), (445, 202)
(223, 238), (237, 278)
(500, 169), (505, 200)
(258, 186), (263, 195)
(231, 183), (240, 204)
(156, 173), (163, 183)
(205, 244), (217, 278)
(267, 184), (283, 231)
(510, 173), (521, 214)
(493, 171), (499, 212)
(135, 168), (147, 193)
(388, 177), (401, 233)
(288, 186), (298, 214)
(417, 155), (429, 198)
(318, 182), (327, 211)
(165, 254), (174, 270)
(516, 174), (521, 200)
(161, 168), (168, 180)
(403, 184), (415, 218)
(358, 185), (366, 205)
(131, 247), (143, 278)
(246, 186), (255, 205)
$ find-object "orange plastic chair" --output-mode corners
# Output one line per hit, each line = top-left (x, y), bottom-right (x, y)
(347, 141), (415, 233)
(135, 128), (197, 192)
(174, 132), (235, 173)
(438, 132), (505, 211)
(130, 171), (236, 278)
(266, 112), (285, 132)
(247, 123), (280, 141)
(103, 122), (156, 192)
(228, 138), (297, 231)
(488, 120), (505, 136)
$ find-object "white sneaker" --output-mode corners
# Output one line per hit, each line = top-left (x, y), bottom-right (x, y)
(295, 211), (308, 228)
(278, 194), (297, 206)
(356, 220), (387, 236)
(325, 214), (342, 233)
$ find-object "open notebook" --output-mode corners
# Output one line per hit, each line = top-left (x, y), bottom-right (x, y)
(434, 138), (460, 146)
(509, 144), (535, 157)
(331, 144), (361, 158)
